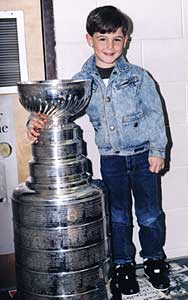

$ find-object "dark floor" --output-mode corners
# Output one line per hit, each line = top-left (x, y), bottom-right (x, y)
(111, 257), (188, 300)
(0, 256), (188, 300)
(0, 254), (15, 290)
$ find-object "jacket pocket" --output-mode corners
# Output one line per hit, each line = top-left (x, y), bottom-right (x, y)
(91, 119), (101, 132)
(122, 111), (145, 126)
(116, 76), (139, 89)
(91, 119), (111, 149)
(120, 112), (148, 149)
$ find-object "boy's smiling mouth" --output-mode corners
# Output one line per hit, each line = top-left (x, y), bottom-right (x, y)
(104, 52), (114, 55)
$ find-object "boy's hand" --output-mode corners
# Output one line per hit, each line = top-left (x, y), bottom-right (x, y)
(27, 113), (47, 143)
(148, 156), (165, 173)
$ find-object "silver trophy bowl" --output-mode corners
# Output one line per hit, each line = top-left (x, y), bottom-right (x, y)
(17, 79), (92, 119)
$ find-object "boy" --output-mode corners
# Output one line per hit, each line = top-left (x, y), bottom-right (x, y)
(27, 5), (170, 297)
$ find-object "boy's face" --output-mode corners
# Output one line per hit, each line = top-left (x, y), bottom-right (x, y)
(86, 27), (128, 68)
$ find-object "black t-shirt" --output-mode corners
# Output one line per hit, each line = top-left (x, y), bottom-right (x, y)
(96, 66), (114, 79)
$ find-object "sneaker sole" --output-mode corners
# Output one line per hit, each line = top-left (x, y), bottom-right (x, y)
(144, 274), (170, 291)
(121, 291), (140, 296)
(112, 281), (140, 296)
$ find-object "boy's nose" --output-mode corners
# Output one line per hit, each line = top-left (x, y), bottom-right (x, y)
(106, 40), (113, 49)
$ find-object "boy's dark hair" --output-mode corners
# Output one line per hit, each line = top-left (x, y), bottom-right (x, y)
(86, 6), (129, 36)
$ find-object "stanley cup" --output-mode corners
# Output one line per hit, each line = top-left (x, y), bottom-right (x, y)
(12, 80), (110, 300)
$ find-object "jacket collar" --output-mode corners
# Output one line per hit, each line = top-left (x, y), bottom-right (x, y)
(81, 55), (130, 77)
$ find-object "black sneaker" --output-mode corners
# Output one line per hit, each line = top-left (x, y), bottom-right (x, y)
(110, 279), (122, 300)
(111, 262), (140, 296)
(144, 259), (170, 291)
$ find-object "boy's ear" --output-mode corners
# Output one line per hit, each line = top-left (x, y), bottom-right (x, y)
(123, 35), (129, 48)
(86, 33), (94, 47)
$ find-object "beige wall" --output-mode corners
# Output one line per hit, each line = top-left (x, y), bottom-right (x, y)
(0, 0), (45, 182)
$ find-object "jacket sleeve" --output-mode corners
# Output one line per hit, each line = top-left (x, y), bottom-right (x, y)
(139, 69), (167, 158)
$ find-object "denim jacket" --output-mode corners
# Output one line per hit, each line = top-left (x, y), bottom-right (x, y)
(73, 55), (167, 158)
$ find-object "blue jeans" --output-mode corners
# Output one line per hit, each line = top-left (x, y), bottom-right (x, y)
(100, 151), (166, 265)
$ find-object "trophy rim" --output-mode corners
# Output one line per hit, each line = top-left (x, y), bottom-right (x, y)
(17, 79), (92, 86)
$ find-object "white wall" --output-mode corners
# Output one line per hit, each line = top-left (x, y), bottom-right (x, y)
(53, 0), (188, 260)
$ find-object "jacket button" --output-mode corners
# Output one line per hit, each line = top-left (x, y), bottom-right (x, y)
(106, 97), (111, 102)
(110, 126), (115, 130)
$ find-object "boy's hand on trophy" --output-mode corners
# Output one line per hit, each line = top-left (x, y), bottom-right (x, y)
(27, 113), (47, 143)
(148, 157), (165, 173)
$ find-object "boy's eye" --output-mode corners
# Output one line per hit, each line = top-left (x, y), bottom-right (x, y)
(114, 38), (122, 42)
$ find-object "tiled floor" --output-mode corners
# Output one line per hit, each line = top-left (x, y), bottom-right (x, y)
(0, 257), (188, 300)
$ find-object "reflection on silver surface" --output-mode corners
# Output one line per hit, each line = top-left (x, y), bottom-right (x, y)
(17, 79), (92, 119)
(12, 80), (110, 300)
